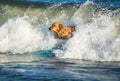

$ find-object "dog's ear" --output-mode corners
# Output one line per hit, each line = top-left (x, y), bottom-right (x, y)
(71, 26), (76, 32)
(59, 24), (63, 30)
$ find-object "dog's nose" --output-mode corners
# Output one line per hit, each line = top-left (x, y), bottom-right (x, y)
(49, 27), (51, 30)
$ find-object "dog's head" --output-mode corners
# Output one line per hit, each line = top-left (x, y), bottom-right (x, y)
(49, 22), (63, 32)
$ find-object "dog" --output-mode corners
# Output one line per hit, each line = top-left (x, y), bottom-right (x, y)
(49, 22), (75, 39)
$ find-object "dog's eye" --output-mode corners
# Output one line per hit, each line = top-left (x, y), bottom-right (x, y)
(53, 25), (55, 26)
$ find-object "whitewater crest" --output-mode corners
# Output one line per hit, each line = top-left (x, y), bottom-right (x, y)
(54, 1), (120, 61)
(0, 1), (120, 61)
(0, 16), (57, 54)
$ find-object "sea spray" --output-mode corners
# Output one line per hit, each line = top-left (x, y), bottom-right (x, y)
(0, 1), (120, 61)
(0, 16), (57, 54)
(54, 1), (120, 61)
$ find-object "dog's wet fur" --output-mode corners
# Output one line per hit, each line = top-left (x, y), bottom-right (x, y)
(49, 22), (75, 39)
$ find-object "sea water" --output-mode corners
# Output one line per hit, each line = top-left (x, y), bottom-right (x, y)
(0, 0), (120, 81)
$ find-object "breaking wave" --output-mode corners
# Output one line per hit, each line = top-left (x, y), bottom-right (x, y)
(0, 1), (120, 61)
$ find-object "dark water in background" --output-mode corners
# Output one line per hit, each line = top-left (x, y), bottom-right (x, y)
(25, 0), (120, 8)
(0, 0), (120, 81)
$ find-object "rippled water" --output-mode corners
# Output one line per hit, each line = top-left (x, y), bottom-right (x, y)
(0, 54), (120, 81)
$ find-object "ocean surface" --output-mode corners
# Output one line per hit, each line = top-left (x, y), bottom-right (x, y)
(0, 0), (120, 81)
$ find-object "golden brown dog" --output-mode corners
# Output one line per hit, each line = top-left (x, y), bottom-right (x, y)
(49, 22), (75, 39)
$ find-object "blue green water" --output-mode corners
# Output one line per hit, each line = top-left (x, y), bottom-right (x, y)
(11, 0), (120, 7)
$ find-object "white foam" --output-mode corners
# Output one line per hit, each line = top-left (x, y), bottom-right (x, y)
(0, 16), (57, 54)
(54, 11), (120, 61)
(0, 1), (120, 62)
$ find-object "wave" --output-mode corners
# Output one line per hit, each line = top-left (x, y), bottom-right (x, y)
(0, 16), (58, 54)
(0, 1), (120, 61)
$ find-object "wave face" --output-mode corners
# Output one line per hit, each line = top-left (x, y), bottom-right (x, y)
(0, 1), (120, 61)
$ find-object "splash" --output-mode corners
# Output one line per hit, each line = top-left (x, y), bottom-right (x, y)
(54, 1), (120, 61)
(0, 16), (57, 54)
(0, 1), (120, 61)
